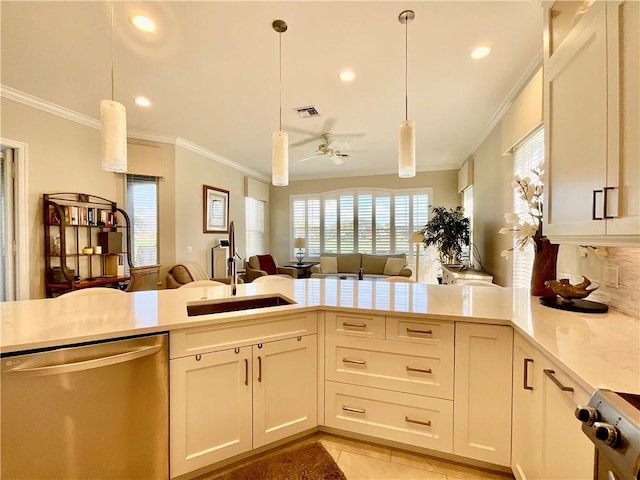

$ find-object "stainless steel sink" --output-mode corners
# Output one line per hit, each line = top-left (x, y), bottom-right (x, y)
(186, 294), (295, 317)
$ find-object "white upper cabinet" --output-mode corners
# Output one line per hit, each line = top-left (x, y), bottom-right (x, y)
(543, 1), (639, 245)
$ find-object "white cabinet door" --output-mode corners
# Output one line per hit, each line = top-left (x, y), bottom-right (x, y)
(544, 1), (640, 243)
(539, 357), (593, 480)
(544, 3), (608, 237)
(170, 347), (252, 478)
(453, 323), (513, 466)
(252, 335), (318, 448)
(511, 335), (542, 480)
(510, 333), (594, 480)
(606, 1), (640, 237)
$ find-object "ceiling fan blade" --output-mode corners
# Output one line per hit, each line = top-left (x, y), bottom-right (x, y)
(330, 132), (366, 139)
(299, 155), (323, 163)
(290, 135), (323, 148)
(321, 117), (338, 133)
(332, 156), (345, 165)
(340, 149), (368, 154)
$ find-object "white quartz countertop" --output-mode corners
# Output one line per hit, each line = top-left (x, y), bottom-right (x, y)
(1, 279), (638, 394)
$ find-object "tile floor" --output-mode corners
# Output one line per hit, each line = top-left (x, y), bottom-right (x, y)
(316, 433), (515, 480)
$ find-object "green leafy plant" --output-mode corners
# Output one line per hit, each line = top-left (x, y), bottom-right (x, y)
(421, 206), (470, 265)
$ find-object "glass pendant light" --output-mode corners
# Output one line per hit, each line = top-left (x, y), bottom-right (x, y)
(272, 19), (288, 186)
(101, 2), (127, 173)
(398, 10), (415, 178)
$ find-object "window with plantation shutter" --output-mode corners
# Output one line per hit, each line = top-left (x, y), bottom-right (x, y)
(462, 186), (474, 265)
(125, 174), (158, 268)
(290, 188), (431, 260)
(513, 127), (544, 289)
(245, 197), (265, 257)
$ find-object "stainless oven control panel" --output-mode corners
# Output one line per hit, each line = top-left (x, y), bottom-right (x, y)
(576, 389), (640, 480)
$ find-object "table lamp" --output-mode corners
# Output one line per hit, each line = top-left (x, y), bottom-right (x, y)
(294, 237), (306, 265)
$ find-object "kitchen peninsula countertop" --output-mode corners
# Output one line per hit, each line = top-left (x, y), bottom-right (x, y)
(1, 279), (638, 394)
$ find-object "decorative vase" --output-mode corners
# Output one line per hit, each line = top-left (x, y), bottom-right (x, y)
(530, 231), (559, 297)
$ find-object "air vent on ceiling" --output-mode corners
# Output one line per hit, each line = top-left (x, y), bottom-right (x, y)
(295, 106), (320, 118)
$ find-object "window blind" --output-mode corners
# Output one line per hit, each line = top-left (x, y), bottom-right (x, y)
(291, 188), (431, 259)
(462, 185), (474, 265)
(245, 197), (265, 257)
(513, 128), (544, 289)
(125, 174), (158, 268)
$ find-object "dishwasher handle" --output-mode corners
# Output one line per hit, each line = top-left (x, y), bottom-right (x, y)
(4, 345), (162, 378)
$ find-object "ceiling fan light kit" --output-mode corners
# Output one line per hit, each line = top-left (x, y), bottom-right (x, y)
(101, 2), (127, 173)
(398, 9), (416, 179)
(272, 19), (289, 186)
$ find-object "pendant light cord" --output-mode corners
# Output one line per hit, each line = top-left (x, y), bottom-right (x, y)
(279, 31), (282, 132)
(110, 2), (115, 101)
(405, 18), (408, 122)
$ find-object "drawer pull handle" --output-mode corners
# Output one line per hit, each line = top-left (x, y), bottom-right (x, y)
(258, 356), (262, 383)
(405, 417), (431, 427)
(342, 406), (366, 414)
(543, 369), (574, 392)
(523, 358), (534, 390)
(343, 358), (367, 365)
(343, 322), (367, 329)
(406, 366), (432, 374)
(406, 328), (432, 336)
(244, 358), (248, 386)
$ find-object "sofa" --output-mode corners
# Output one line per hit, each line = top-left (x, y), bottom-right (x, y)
(166, 262), (243, 288)
(310, 253), (412, 279)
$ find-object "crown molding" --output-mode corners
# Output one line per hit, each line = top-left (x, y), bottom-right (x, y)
(1, 84), (269, 182)
(291, 162), (457, 182)
(175, 137), (269, 182)
(1, 85), (100, 129)
(461, 48), (543, 167)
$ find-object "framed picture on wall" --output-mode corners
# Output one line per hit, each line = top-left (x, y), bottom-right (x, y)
(203, 185), (229, 233)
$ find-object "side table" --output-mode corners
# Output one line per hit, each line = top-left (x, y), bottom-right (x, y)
(285, 263), (317, 279)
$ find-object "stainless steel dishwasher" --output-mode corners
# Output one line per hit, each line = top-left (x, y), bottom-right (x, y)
(1, 333), (168, 479)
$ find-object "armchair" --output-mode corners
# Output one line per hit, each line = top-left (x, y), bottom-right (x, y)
(246, 255), (298, 282)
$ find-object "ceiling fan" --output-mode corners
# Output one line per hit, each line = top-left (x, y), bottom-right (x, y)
(298, 133), (367, 165)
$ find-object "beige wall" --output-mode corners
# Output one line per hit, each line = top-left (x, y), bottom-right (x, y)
(470, 125), (516, 286)
(269, 170), (459, 265)
(174, 146), (269, 275)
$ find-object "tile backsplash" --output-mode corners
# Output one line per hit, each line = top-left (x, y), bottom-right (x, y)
(557, 246), (639, 318)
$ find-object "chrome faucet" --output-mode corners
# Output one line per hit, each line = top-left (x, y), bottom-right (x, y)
(228, 221), (237, 295)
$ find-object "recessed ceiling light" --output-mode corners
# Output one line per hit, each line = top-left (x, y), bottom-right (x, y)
(471, 45), (491, 60)
(130, 14), (157, 33)
(339, 71), (355, 82)
(134, 96), (151, 107)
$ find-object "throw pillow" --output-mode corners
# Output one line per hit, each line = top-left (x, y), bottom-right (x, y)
(319, 256), (338, 274)
(256, 255), (278, 275)
(383, 257), (405, 276)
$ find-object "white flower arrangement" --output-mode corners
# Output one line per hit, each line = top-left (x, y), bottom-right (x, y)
(499, 163), (544, 259)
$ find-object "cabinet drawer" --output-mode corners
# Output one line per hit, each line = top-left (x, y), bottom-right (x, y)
(325, 381), (453, 453)
(386, 317), (454, 346)
(326, 336), (453, 399)
(170, 312), (317, 358)
(325, 311), (385, 339)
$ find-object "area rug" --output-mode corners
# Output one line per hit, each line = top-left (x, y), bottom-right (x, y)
(208, 441), (347, 480)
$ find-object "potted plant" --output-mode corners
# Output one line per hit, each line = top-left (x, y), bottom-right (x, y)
(421, 206), (470, 266)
